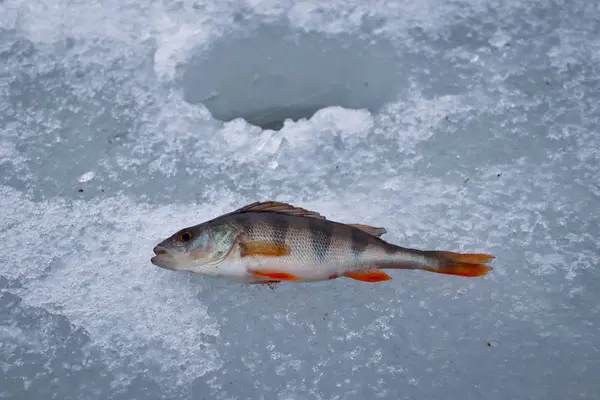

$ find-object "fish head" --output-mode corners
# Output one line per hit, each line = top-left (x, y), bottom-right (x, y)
(151, 223), (236, 273)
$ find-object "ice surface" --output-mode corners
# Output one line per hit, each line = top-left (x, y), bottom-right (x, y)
(1, 0), (599, 399)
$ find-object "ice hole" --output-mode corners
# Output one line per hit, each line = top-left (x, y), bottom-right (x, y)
(181, 23), (406, 130)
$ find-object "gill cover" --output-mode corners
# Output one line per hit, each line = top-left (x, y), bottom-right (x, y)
(184, 225), (237, 265)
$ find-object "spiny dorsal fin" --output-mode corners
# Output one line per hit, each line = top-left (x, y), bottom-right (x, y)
(347, 223), (387, 237)
(228, 201), (327, 220)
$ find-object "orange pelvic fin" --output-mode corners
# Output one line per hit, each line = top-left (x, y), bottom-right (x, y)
(250, 270), (300, 281)
(240, 241), (291, 257)
(344, 270), (392, 282)
(427, 251), (495, 277)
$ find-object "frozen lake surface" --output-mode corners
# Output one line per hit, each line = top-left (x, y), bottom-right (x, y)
(1, 0), (599, 399)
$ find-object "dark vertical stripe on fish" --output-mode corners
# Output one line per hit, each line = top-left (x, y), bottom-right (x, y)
(234, 214), (255, 238)
(350, 227), (369, 260)
(269, 213), (289, 246)
(309, 219), (333, 263)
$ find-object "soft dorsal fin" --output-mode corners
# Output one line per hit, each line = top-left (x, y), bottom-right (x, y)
(347, 224), (387, 237)
(228, 201), (327, 220)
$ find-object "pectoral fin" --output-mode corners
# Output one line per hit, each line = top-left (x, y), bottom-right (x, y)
(239, 241), (291, 257)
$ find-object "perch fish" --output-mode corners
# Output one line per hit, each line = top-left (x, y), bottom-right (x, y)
(150, 201), (494, 284)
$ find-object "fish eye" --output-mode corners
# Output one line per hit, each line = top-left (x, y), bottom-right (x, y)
(178, 231), (193, 242)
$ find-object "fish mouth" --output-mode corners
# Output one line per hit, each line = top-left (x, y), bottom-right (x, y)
(151, 246), (179, 270)
(151, 254), (178, 270)
(153, 245), (172, 257)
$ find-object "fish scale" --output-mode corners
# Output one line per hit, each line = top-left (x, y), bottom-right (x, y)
(150, 201), (495, 284)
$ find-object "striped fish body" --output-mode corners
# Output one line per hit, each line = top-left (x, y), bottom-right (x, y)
(151, 201), (494, 284)
(215, 211), (409, 283)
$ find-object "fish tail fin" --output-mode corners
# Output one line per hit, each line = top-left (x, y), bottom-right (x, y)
(426, 251), (494, 277)
(381, 249), (494, 277)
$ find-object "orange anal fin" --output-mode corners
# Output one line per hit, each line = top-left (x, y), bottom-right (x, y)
(250, 270), (300, 281)
(344, 270), (392, 282)
(240, 241), (291, 257)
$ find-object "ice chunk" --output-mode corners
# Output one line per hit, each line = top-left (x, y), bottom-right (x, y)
(77, 171), (96, 183)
